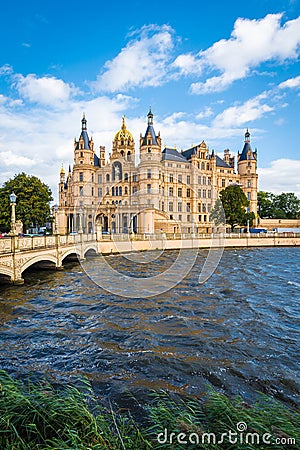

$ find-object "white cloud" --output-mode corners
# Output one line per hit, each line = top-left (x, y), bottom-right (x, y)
(259, 159), (300, 196)
(94, 24), (175, 92)
(213, 93), (273, 127)
(174, 13), (300, 94)
(15, 74), (78, 107)
(0, 64), (13, 75)
(196, 107), (214, 120)
(0, 150), (36, 167)
(278, 74), (300, 89)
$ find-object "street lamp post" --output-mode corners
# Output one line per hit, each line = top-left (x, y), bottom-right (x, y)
(53, 204), (59, 234)
(78, 208), (83, 234)
(9, 192), (17, 236)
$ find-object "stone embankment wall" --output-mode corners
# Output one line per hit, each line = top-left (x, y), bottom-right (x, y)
(259, 218), (300, 229)
(99, 235), (300, 255)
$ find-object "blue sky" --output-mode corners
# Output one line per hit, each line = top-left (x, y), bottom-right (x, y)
(0, 0), (300, 198)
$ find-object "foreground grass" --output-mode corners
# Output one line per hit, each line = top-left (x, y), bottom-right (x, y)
(0, 370), (298, 449)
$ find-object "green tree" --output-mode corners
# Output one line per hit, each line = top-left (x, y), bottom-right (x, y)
(218, 185), (249, 231)
(0, 173), (53, 232)
(258, 191), (300, 219)
(257, 191), (275, 218)
(273, 192), (300, 219)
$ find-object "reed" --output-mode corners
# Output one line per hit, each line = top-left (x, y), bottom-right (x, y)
(0, 370), (298, 449)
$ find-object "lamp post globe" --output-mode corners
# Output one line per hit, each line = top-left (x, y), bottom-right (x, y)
(10, 192), (17, 204)
(9, 192), (17, 235)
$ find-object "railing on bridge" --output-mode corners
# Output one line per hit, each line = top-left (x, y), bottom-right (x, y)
(0, 231), (300, 255)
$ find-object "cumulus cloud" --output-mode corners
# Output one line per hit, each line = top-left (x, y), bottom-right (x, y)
(196, 107), (214, 120)
(213, 93), (273, 127)
(15, 74), (79, 107)
(94, 24), (175, 92)
(0, 150), (36, 167)
(278, 74), (300, 89)
(0, 64), (13, 75)
(173, 13), (300, 94)
(259, 159), (300, 196)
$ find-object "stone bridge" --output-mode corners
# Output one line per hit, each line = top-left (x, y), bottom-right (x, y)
(0, 234), (98, 284)
(1, 231), (299, 285)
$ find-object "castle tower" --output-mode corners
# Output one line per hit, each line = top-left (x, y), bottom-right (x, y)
(138, 108), (162, 212)
(237, 129), (258, 216)
(139, 108), (162, 162)
(74, 114), (95, 166)
(112, 116), (135, 161)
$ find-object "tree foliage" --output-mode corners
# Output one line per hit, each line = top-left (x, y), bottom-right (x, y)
(217, 185), (249, 231)
(258, 191), (300, 219)
(0, 172), (53, 232)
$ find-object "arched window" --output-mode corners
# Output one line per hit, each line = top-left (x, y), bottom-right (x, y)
(112, 187), (115, 196)
(201, 162), (205, 170)
(119, 187), (122, 196)
(121, 140), (124, 146)
(120, 150), (124, 157)
(106, 174), (110, 182)
(124, 173), (128, 181)
(116, 187), (119, 196)
(125, 186), (128, 195)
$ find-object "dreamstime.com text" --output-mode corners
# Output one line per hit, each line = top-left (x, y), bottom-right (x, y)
(157, 422), (296, 446)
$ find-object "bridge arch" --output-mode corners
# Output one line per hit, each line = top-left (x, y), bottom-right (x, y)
(61, 247), (81, 262)
(84, 244), (98, 257)
(21, 254), (58, 274)
(0, 264), (14, 279)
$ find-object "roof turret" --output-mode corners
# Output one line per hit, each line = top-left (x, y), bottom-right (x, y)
(238, 128), (254, 161)
(75, 113), (90, 149)
(142, 107), (158, 146)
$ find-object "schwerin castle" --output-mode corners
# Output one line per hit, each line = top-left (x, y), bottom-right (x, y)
(57, 109), (258, 235)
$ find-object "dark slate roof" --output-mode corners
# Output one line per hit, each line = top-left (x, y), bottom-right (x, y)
(216, 155), (231, 168)
(162, 147), (188, 162)
(94, 154), (100, 167)
(181, 146), (197, 160)
(142, 125), (158, 145)
(75, 130), (90, 150)
(239, 142), (254, 161)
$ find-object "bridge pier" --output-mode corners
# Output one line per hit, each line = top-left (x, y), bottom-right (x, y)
(12, 277), (25, 285)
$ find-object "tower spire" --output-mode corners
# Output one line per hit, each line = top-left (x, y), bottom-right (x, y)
(245, 128), (250, 143)
(147, 107), (153, 125)
(81, 113), (87, 131)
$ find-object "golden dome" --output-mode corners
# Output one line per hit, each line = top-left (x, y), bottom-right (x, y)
(60, 163), (65, 175)
(114, 116), (134, 142)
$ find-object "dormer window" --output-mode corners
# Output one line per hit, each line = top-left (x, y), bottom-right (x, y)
(148, 139), (151, 145)
(80, 152), (83, 158)
(148, 147), (151, 153)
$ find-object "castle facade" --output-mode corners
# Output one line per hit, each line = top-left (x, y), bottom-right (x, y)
(57, 109), (258, 234)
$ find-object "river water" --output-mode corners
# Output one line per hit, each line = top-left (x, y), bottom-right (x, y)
(0, 247), (299, 406)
